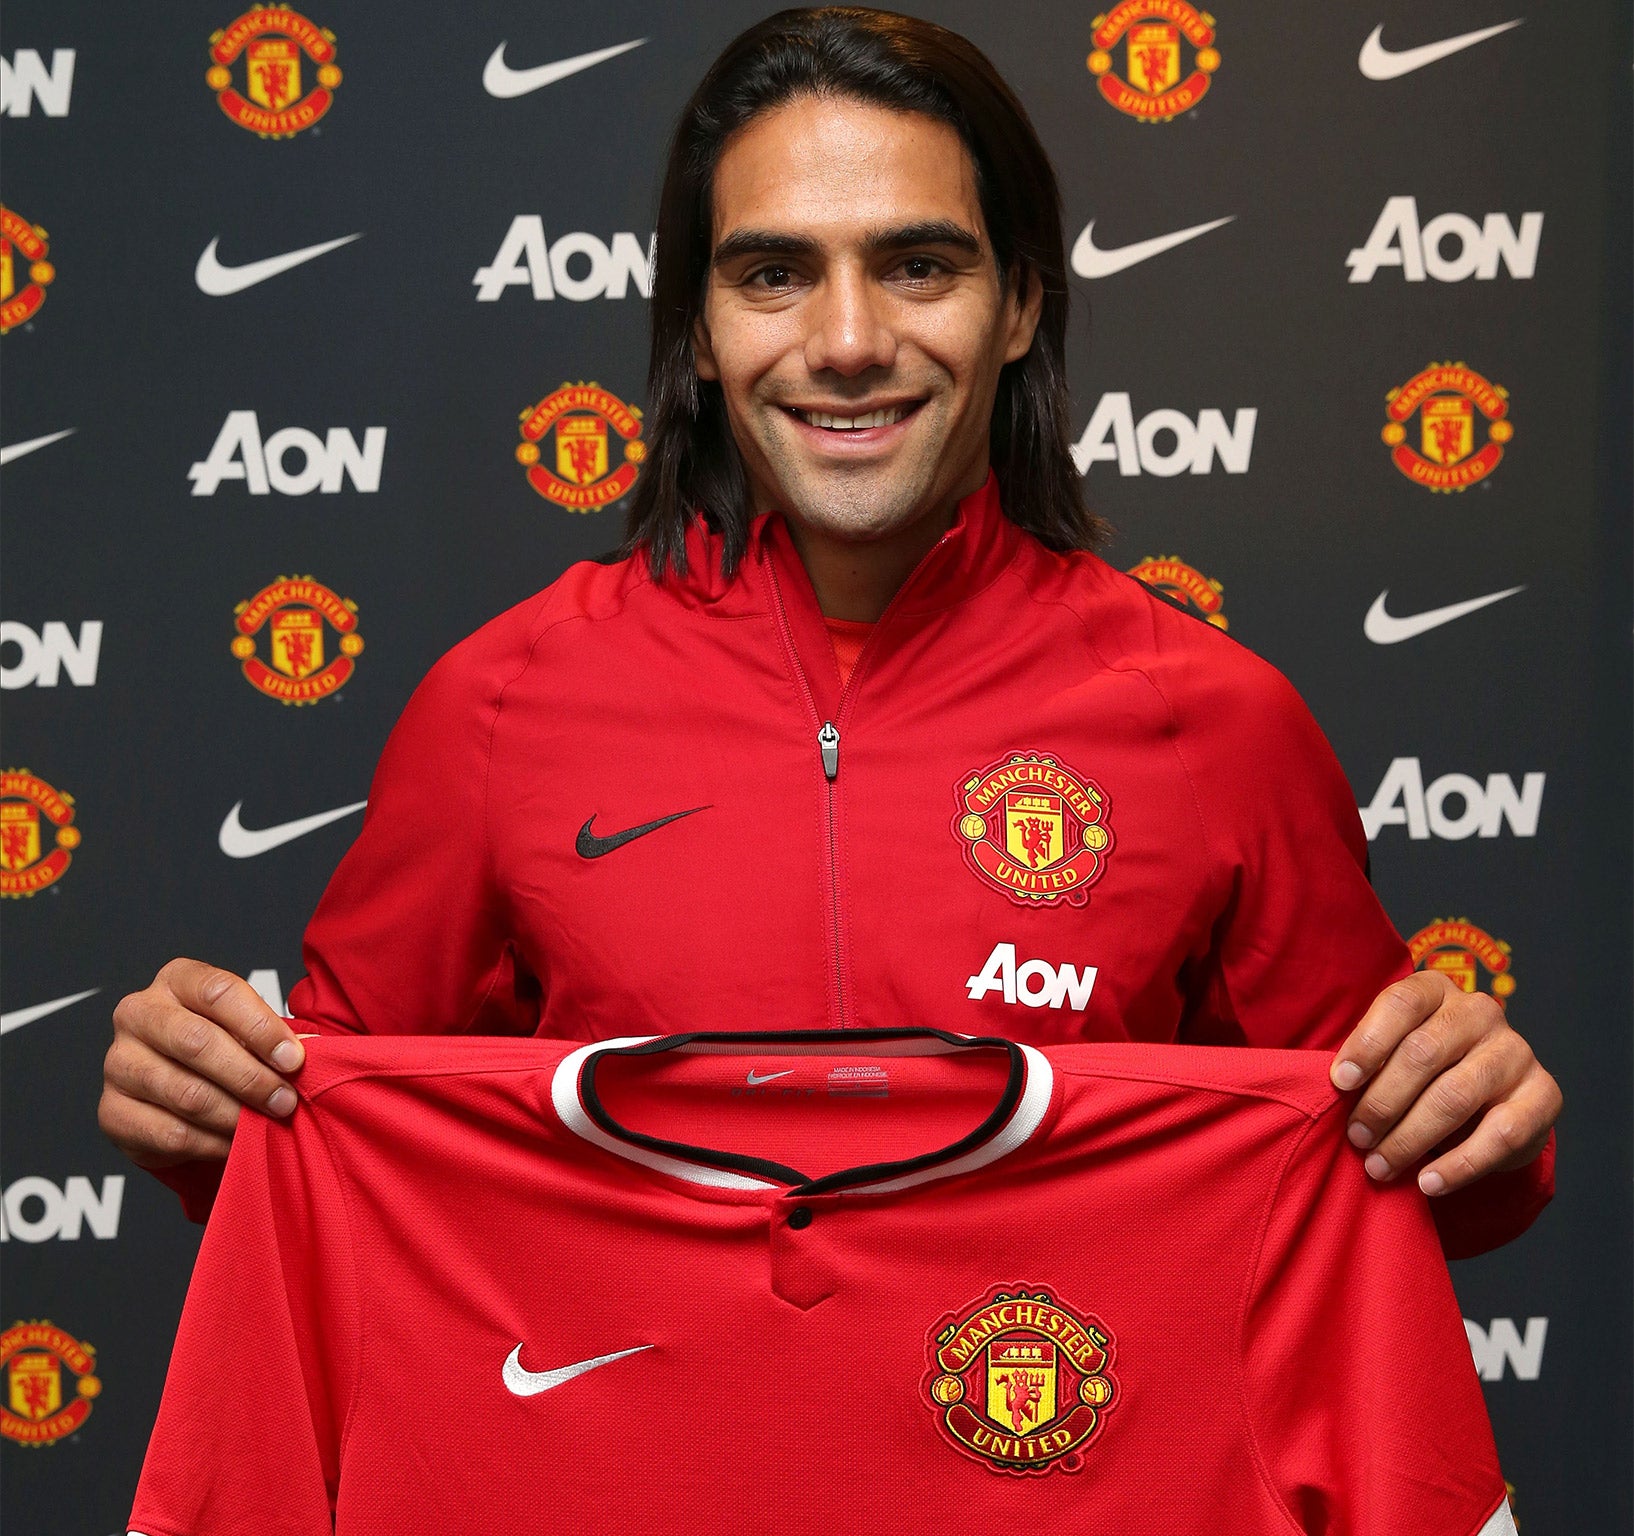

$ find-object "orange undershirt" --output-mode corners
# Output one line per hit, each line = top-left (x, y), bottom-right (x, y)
(824, 616), (875, 691)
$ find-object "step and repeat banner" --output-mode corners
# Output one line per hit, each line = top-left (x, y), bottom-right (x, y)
(2, 3), (1629, 1531)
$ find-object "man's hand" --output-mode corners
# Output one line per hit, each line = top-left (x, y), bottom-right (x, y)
(98, 960), (306, 1169)
(1331, 970), (1561, 1196)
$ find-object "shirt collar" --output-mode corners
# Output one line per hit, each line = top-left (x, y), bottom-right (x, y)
(549, 1028), (1054, 1200)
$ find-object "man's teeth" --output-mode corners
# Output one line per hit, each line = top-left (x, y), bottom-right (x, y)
(795, 406), (907, 430)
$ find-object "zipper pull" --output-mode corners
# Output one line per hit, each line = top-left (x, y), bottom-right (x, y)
(818, 721), (840, 781)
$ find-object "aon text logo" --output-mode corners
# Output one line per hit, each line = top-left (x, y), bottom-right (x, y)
(966, 942), (1098, 1011)
(1, 1176), (124, 1242)
(190, 411), (388, 496)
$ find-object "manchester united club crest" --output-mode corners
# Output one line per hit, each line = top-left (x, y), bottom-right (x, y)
(207, 8), (341, 138)
(1, 1321), (102, 1446)
(1382, 362), (1512, 492)
(955, 753), (1113, 907)
(516, 382), (645, 511)
(1129, 555), (1228, 629)
(1088, 3), (1220, 122)
(0, 207), (54, 334)
(1408, 918), (1517, 1008)
(1, 771), (80, 898)
(231, 576), (362, 704)
(925, 1289), (1117, 1475)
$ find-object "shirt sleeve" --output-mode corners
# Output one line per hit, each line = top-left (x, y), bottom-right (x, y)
(1172, 651), (1553, 1258)
(285, 629), (542, 1038)
(1241, 1104), (1512, 1536)
(129, 1106), (357, 1536)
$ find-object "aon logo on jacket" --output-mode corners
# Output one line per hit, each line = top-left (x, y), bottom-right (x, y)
(966, 942), (1098, 1011)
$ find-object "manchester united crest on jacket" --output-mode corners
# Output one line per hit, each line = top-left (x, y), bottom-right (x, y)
(954, 753), (1113, 907)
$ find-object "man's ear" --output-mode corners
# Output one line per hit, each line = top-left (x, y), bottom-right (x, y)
(693, 314), (720, 382)
(1002, 265), (1044, 364)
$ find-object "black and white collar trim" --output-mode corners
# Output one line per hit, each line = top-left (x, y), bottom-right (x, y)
(550, 1029), (1053, 1197)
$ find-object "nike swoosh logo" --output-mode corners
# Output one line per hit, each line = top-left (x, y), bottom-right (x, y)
(502, 1343), (651, 1397)
(746, 1069), (794, 1086)
(482, 39), (646, 99)
(1070, 215), (1235, 279)
(219, 799), (367, 859)
(576, 807), (708, 859)
(1358, 20), (1523, 80)
(0, 428), (76, 466)
(195, 233), (363, 296)
(1, 989), (100, 1035)
(1364, 586), (1525, 644)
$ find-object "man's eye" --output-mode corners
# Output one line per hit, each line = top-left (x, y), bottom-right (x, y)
(897, 256), (945, 281)
(749, 265), (795, 289)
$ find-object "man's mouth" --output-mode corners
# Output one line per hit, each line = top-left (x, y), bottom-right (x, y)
(786, 402), (922, 431)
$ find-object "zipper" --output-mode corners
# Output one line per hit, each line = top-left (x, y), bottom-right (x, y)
(764, 562), (848, 1027)
(762, 523), (960, 1033)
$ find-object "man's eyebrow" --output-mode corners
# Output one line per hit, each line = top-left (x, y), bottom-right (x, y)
(711, 230), (821, 268)
(864, 220), (982, 256)
(710, 220), (984, 268)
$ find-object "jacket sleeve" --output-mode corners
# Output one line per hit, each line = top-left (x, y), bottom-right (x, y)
(129, 1108), (355, 1535)
(1173, 653), (1553, 1256)
(1242, 1105), (1514, 1536)
(284, 629), (542, 1038)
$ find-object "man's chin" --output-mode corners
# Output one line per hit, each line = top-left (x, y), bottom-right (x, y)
(779, 461), (944, 543)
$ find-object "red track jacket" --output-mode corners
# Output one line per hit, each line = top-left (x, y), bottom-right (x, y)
(178, 474), (1553, 1250)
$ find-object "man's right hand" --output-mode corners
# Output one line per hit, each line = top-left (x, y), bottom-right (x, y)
(99, 960), (306, 1169)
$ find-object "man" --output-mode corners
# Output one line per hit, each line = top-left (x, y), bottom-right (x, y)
(100, 9), (1557, 1248)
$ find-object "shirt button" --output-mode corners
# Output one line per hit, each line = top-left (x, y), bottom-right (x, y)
(787, 1205), (813, 1230)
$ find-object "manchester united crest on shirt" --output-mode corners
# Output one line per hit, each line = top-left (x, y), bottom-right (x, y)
(231, 576), (362, 704)
(0, 1321), (102, 1445)
(925, 1288), (1117, 1474)
(0, 206), (54, 334)
(0, 770), (80, 897)
(207, 8), (341, 138)
(515, 382), (645, 511)
(1381, 362), (1512, 492)
(1087, 3), (1220, 122)
(954, 753), (1113, 907)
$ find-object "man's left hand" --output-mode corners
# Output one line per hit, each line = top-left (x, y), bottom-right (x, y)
(1330, 971), (1561, 1196)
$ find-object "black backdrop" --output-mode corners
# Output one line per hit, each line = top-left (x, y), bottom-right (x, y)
(2, 4), (1630, 1530)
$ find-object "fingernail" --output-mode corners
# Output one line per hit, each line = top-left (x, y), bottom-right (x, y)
(1419, 1170), (1446, 1196)
(271, 1041), (304, 1072)
(267, 1086), (297, 1117)
(1332, 1061), (1364, 1091)
(1347, 1121), (1375, 1149)
(1364, 1153), (1390, 1181)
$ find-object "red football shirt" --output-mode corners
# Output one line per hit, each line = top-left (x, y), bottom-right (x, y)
(131, 1032), (1513, 1536)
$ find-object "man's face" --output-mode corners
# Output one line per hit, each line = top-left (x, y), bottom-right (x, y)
(694, 95), (1041, 549)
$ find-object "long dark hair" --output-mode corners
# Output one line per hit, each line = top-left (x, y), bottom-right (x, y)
(624, 6), (1104, 576)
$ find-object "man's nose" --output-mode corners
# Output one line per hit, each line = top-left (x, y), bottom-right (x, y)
(803, 267), (897, 377)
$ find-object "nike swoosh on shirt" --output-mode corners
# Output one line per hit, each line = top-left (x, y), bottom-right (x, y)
(195, 233), (363, 296)
(502, 1343), (652, 1397)
(219, 799), (367, 859)
(1070, 215), (1235, 279)
(1, 989), (100, 1035)
(1363, 586), (1525, 644)
(482, 39), (647, 99)
(576, 807), (708, 859)
(746, 1069), (794, 1086)
(0, 428), (76, 466)
(1358, 20), (1523, 81)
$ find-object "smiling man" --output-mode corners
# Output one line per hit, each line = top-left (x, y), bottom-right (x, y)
(101, 8), (1556, 1251)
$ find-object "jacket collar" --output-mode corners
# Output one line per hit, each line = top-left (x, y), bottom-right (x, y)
(748, 468), (1021, 619)
(735, 471), (1023, 718)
